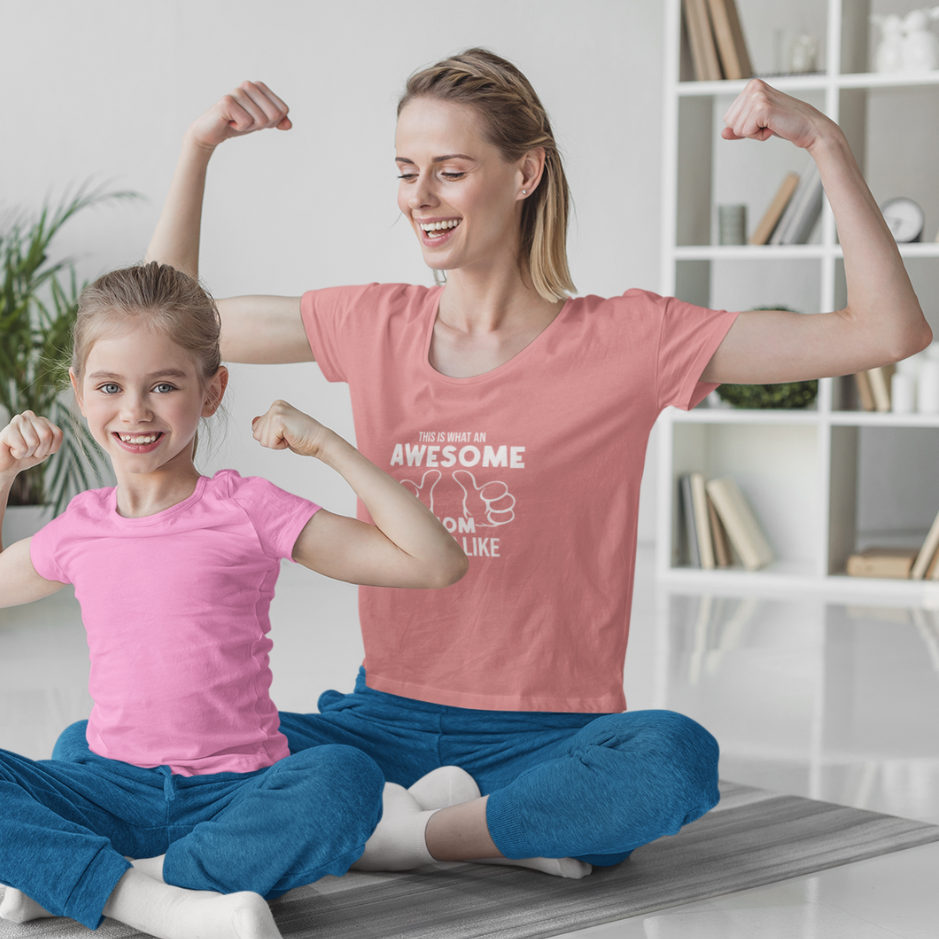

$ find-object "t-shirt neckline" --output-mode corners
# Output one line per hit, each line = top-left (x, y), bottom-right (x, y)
(420, 286), (574, 385)
(108, 474), (209, 525)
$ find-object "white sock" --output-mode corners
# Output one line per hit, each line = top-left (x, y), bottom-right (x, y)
(407, 766), (481, 809)
(0, 888), (54, 923)
(103, 868), (281, 939)
(351, 783), (437, 872)
(407, 768), (592, 879)
(130, 854), (166, 882)
(475, 856), (593, 879)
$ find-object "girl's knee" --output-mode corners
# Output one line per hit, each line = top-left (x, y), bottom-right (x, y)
(51, 721), (91, 762)
(282, 745), (384, 800)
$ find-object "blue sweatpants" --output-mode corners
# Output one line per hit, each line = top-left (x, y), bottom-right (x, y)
(56, 668), (719, 869)
(0, 744), (383, 929)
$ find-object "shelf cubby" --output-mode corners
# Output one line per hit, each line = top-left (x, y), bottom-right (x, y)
(659, 0), (939, 601)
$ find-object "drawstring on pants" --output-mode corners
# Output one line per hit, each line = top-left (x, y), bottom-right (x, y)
(159, 765), (178, 802)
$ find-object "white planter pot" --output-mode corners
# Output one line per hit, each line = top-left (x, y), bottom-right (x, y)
(2, 504), (52, 546)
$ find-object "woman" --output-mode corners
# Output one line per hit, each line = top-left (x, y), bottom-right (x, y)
(57, 49), (931, 875)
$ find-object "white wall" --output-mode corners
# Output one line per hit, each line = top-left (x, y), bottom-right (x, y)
(0, 0), (665, 540)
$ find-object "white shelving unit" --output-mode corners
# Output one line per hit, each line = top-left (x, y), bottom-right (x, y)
(656, 0), (939, 604)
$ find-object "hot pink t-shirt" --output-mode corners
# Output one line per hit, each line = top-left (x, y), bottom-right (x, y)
(30, 470), (320, 775)
(301, 284), (738, 713)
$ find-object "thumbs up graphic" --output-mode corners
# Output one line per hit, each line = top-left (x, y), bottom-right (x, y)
(452, 470), (515, 527)
(400, 469), (442, 514)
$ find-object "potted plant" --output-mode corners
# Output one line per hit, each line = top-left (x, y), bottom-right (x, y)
(715, 306), (818, 410)
(0, 186), (135, 541)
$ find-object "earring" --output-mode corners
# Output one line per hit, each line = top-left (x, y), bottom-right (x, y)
(522, 189), (527, 195)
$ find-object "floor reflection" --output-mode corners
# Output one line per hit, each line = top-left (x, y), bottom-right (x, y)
(661, 592), (939, 823)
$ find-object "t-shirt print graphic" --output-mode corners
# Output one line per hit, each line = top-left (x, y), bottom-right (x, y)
(399, 469), (516, 525)
(390, 433), (524, 558)
(399, 468), (517, 560)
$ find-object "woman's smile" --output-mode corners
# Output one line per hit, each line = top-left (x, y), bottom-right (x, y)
(416, 218), (462, 246)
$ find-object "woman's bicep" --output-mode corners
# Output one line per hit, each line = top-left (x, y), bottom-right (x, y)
(700, 307), (916, 385)
(216, 295), (314, 363)
(0, 538), (67, 609)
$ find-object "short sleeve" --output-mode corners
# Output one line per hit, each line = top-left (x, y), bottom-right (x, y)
(300, 284), (380, 384)
(28, 515), (71, 584)
(655, 295), (739, 411)
(229, 475), (321, 562)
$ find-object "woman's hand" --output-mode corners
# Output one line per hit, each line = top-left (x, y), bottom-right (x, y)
(0, 412), (63, 480)
(252, 400), (333, 460)
(721, 79), (836, 152)
(188, 81), (291, 151)
(148, 81), (291, 279)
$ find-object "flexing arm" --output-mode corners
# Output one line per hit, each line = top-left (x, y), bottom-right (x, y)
(701, 81), (932, 384)
(146, 82), (312, 364)
(0, 413), (67, 608)
(252, 401), (468, 588)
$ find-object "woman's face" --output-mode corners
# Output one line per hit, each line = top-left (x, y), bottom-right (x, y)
(395, 98), (527, 276)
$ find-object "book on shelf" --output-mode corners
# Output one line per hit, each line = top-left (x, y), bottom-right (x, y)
(846, 547), (919, 579)
(866, 365), (895, 412)
(854, 371), (876, 411)
(707, 493), (732, 567)
(682, 0), (722, 81)
(690, 472), (716, 569)
(706, 0), (752, 80)
(770, 163), (822, 245)
(679, 473), (701, 567)
(911, 503), (939, 580)
(750, 172), (799, 245)
(705, 476), (774, 571)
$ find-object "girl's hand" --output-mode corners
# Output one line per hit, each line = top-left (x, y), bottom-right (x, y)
(188, 81), (291, 151)
(0, 412), (63, 479)
(252, 400), (332, 460)
(722, 79), (836, 152)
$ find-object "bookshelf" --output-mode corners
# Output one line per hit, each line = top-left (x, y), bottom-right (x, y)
(657, 0), (939, 603)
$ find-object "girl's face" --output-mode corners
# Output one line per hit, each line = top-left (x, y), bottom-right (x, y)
(395, 98), (531, 276)
(70, 320), (226, 480)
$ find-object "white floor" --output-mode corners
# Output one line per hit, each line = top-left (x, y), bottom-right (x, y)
(1, 546), (938, 938)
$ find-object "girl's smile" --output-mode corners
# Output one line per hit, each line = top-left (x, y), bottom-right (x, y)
(112, 431), (165, 453)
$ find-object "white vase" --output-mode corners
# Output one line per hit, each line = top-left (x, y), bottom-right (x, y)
(2, 504), (52, 546)
(902, 9), (939, 71)
(918, 361), (939, 414)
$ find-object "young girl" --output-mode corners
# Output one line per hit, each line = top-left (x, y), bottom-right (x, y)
(55, 49), (932, 876)
(0, 261), (468, 939)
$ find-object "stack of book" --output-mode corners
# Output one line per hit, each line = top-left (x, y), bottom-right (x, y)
(683, 0), (752, 81)
(678, 473), (774, 571)
(853, 365), (896, 412)
(848, 506), (939, 580)
(751, 166), (824, 246)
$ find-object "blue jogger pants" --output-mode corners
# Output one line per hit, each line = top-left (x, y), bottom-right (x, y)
(0, 743), (383, 929)
(278, 669), (720, 865)
(56, 667), (720, 869)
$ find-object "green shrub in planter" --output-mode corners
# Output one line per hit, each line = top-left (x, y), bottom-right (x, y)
(1, 185), (136, 513)
(716, 380), (818, 409)
(715, 306), (818, 410)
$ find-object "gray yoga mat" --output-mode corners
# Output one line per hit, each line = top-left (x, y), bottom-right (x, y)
(2, 780), (938, 939)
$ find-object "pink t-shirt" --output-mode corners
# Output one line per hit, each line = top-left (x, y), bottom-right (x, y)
(30, 470), (320, 775)
(301, 284), (738, 713)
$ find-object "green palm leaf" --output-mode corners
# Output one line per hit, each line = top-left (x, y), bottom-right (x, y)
(1, 183), (138, 510)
